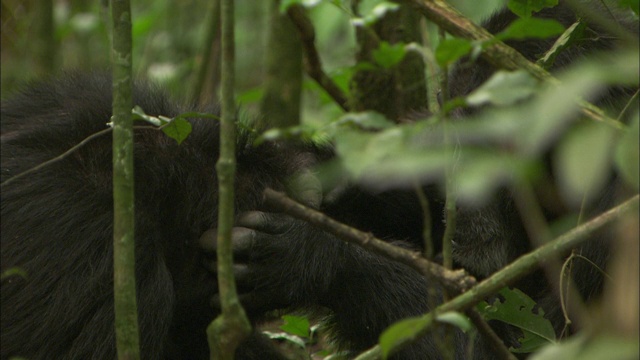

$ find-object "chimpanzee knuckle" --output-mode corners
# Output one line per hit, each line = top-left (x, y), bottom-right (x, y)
(197, 228), (218, 253)
(233, 263), (252, 283)
(236, 211), (294, 235)
(235, 211), (267, 229)
(231, 227), (258, 254)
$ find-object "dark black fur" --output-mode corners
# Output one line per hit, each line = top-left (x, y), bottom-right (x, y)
(444, 0), (638, 352)
(0, 72), (446, 359)
(449, 1), (637, 282)
(0, 72), (310, 359)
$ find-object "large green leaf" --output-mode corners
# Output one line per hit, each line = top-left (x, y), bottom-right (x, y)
(477, 287), (556, 353)
(466, 70), (539, 107)
(615, 111), (640, 191)
(554, 122), (617, 206)
(507, 0), (559, 18)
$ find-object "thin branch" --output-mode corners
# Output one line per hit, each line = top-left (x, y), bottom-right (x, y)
(1, 124), (168, 189)
(263, 188), (476, 292)
(467, 309), (518, 360)
(191, 0), (220, 105)
(414, 182), (433, 259)
(402, 0), (625, 130)
(512, 182), (588, 331)
(286, 5), (350, 111)
(1, 128), (113, 188)
(264, 188), (514, 359)
(355, 194), (639, 358)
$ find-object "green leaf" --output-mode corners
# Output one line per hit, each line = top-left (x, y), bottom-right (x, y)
(517, 64), (605, 156)
(477, 287), (556, 353)
(435, 38), (473, 67)
(554, 122), (616, 207)
(537, 21), (587, 69)
(496, 18), (565, 41)
(1, 267), (28, 281)
(237, 87), (264, 105)
(379, 314), (432, 359)
(372, 41), (407, 69)
(466, 70), (539, 107)
(279, 315), (310, 338)
(614, 111), (639, 191)
(507, 0), (559, 18)
(454, 151), (535, 204)
(355, 1), (400, 26)
(333, 111), (396, 130)
(254, 125), (316, 145)
(618, 0), (639, 15)
(262, 331), (306, 348)
(530, 332), (639, 360)
(435, 312), (473, 332)
(132, 106), (165, 126)
(333, 125), (452, 186)
(162, 116), (193, 145)
(70, 13), (100, 34)
(279, 0), (322, 13)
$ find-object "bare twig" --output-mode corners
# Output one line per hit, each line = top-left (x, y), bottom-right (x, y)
(1, 128), (113, 188)
(512, 182), (589, 331)
(263, 188), (475, 291)
(286, 5), (350, 111)
(264, 187), (516, 359)
(467, 309), (518, 360)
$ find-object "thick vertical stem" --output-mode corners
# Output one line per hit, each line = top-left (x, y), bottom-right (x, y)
(208, 0), (252, 358)
(111, 0), (140, 359)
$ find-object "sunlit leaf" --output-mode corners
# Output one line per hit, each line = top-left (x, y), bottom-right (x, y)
(279, 315), (310, 338)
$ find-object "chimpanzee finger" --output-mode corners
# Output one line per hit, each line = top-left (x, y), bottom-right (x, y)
(287, 169), (322, 209)
(198, 227), (258, 257)
(198, 228), (217, 252)
(200, 258), (251, 278)
(235, 211), (293, 234)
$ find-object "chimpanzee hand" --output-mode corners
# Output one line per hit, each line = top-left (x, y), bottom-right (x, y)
(198, 210), (345, 317)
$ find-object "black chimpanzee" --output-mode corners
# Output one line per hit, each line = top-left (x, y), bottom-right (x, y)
(1, 2), (637, 360)
(220, 1), (638, 358)
(445, 0), (638, 344)
(0, 72), (301, 359)
(0, 71), (439, 360)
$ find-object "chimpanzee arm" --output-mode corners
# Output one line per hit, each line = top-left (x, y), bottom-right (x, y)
(200, 210), (466, 359)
